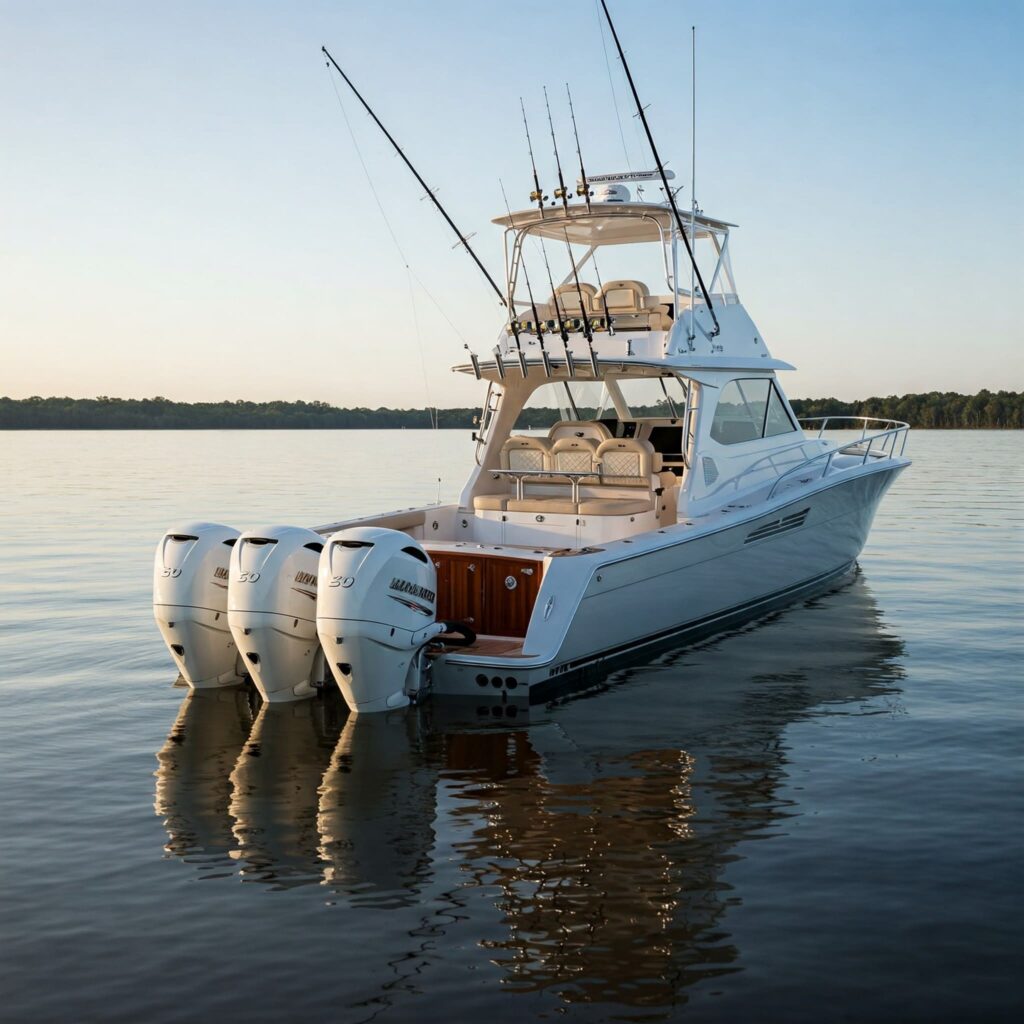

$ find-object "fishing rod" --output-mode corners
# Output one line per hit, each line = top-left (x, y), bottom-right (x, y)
(500, 182), (553, 379)
(520, 99), (547, 217)
(322, 46), (506, 308)
(543, 86), (571, 214)
(536, 234), (576, 377)
(566, 84), (592, 213)
(565, 83), (614, 337)
(498, 181), (532, 378)
(594, 4), (720, 336)
(563, 229), (600, 377)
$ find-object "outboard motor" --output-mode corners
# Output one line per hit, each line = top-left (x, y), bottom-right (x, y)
(153, 522), (244, 688)
(227, 525), (326, 703)
(317, 528), (473, 713)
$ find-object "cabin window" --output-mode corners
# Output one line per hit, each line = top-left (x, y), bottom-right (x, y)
(710, 379), (795, 445)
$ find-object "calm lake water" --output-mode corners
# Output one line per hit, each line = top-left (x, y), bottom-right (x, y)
(1, 429), (1021, 1023)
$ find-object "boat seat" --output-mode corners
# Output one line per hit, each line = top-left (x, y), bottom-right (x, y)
(550, 436), (601, 478)
(473, 435), (552, 511)
(547, 420), (613, 443)
(507, 497), (578, 515)
(580, 438), (677, 524)
(578, 497), (653, 516)
(597, 279), (649, 316)
(552, 282), (598, 317)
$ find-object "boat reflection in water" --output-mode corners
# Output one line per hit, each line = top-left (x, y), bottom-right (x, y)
(318, 711), (438, 908)
(153, 687), (256, 877)
(153, 574), (904, 1010)
(227, 700), (341, 890)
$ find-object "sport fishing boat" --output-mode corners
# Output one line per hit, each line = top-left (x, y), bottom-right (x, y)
(152, 6), (909, 714)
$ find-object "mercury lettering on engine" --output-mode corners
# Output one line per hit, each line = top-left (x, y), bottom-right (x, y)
(388, 577), (436, 604)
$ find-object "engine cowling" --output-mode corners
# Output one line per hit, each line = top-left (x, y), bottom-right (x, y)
(317, 528), (450, 713)
(227, 525), (326, 703)
(153, 522), (243, 688)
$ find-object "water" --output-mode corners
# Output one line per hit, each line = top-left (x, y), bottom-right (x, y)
(1, 430), (1021, 1023)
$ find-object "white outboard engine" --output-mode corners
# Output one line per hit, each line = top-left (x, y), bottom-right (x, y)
(227, 525), (326, 703)
(153, 522), (244, 689)
(317, 528), (473, 713)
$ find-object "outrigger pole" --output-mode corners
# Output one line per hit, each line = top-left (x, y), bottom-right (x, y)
(322, 46), (506, 308)
(595, 3), (721, 336)
(498, 181), (535, 378)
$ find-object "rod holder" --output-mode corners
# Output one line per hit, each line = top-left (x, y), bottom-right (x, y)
(493, 347), (506, 381)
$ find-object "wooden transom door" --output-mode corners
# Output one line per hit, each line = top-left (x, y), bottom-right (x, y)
(431, 552), (542, 638)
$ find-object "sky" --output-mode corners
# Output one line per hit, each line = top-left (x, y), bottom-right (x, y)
(1, 0), (1021, 407)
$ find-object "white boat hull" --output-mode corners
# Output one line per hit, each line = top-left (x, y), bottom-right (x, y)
(433, 463), (904, 701)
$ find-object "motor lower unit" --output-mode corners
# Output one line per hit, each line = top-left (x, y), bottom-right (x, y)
(227, 525), (327, 703)
(153, 522), (244, 688)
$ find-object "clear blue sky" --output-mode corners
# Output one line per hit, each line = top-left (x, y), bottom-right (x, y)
(1, 0), (1021, 407)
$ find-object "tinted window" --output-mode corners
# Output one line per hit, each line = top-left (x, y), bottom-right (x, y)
(764, 386), (796, 437)
(709, 380), (769, 444)
(710, 379), (795, 445)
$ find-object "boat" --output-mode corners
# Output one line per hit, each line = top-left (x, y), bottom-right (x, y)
(152, 7), (909, 714)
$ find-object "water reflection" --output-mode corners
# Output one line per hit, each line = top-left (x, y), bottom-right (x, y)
(153, 688), (256, 876)
(227, 700), (341, 890)
(153, 574), (905, 1014)
(318, 711), (438, 908)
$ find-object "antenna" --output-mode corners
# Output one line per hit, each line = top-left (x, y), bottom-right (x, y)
(690, 25), (697, 347)
(544, 86), (571, 213)
(520, 99), (548, 216)
(322, 46), (506, 307)
(595, 3), (720, 337)
(566, 83), (592, 213)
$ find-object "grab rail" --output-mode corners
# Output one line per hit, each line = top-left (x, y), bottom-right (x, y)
(766, 417), (910, 499)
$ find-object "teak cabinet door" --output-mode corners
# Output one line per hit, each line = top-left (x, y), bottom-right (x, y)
(481, 558), (540, 638)
(432, 553), (481, 628)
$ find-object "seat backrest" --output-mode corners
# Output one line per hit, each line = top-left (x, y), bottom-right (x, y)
(553, 282), (598, 317)
(548, 420), (613, 444)
(551, 437), (601, 477)
(500, 435), (552, 473)
(596, 438), (660, 487)
(597, 279), (650, 315)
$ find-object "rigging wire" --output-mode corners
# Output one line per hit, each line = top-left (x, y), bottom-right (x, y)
(594, 0), (632, 173)
(325, 65), (442, 472)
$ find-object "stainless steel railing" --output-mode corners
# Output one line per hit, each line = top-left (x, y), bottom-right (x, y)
(766, 417), (910, 499)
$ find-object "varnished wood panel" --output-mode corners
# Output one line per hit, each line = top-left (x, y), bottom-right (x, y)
(431, 551), (543, 638)
(481, 558), (542, 638)
(432, 553), (481, 628)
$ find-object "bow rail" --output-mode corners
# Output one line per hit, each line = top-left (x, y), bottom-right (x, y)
(767, 417), (910, 499)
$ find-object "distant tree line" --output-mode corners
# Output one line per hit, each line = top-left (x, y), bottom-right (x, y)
(0, 391), (1020, 430)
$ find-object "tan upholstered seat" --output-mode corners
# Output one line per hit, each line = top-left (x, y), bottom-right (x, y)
(553, 283), (597, 317)
(507, 498), (578, 515)
(550, 437), (600, 479)
(473, 435), (552, 511)
(578, 497), (653, 516)
(597, 279), (649, 316)
(547, 420), (613, 443)
(595, 437), (658, 485)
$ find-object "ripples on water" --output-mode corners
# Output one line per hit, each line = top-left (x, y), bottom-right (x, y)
(0, 431), (1020, 1023)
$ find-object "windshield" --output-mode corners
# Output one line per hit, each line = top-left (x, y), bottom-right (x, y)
(516, 380), (611, 430)
(610, 374), (689, 418)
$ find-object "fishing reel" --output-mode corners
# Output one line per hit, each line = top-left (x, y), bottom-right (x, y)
(529, 189), (548, 204)
(553, 186), (569, 201)
(576, 185), (593, 198)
